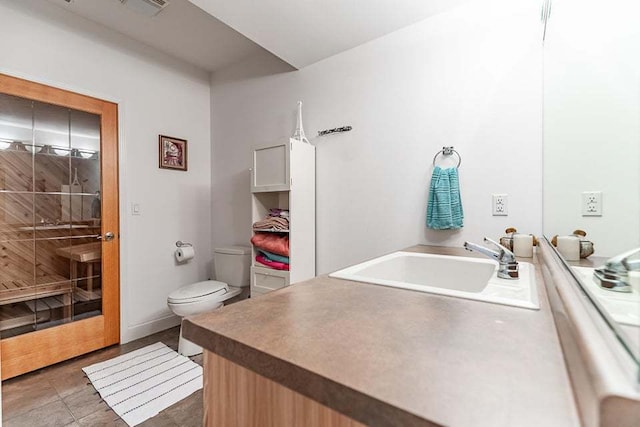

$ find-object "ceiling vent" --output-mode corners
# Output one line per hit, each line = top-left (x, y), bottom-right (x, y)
(120, 0), (168, 17)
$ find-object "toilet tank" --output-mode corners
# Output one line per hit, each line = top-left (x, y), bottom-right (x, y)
(213, 246), (251, 287)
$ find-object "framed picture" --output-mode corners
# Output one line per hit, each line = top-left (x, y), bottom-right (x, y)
(159, 135), (188, 171)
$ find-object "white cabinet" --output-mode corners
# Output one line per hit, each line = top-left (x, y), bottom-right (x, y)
(250, 139), (315, 297)
(251, 141), (290, 192)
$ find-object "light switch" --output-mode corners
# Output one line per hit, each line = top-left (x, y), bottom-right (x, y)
(131, 203), (141, 216)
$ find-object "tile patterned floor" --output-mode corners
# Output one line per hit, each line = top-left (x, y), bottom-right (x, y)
(2, 326), (203, 426)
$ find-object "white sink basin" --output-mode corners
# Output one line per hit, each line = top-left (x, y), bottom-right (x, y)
(330, 251), (539, 310)
(572, 266), (640, 327)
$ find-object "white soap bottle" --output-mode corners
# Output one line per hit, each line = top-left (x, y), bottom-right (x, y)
(556, 235), (581, 261)
(513, 234), (534, 258)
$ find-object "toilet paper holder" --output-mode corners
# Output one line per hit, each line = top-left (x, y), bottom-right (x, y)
(176, 240), (192, 248)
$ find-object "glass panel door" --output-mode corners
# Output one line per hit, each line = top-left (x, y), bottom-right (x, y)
(69, 109), (102, 322)
(0, 93), (36, 337)
(0, 73), (119, 380)
(0, 94), (103, 338)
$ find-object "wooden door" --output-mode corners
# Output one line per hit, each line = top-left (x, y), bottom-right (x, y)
(0, 73), (120, 379)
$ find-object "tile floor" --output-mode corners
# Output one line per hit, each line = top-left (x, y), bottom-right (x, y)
(2, 326), (202, 427)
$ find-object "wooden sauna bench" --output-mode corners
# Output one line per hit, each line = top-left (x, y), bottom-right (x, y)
(55, 242), (101, 299)
(0, 276), (71, 306)
(0, 276), (73, 331)
(0, 242), (101, 331)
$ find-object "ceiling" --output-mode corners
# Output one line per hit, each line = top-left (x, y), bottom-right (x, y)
(47, 0), (469, 72)
(46, 0), (264, 72)
(188, 0), (470, 68)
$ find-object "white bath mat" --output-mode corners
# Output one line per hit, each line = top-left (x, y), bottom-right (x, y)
(83, 342), (202, 426)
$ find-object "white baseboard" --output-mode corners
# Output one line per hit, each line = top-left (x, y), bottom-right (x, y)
(121, 315), (181, 344)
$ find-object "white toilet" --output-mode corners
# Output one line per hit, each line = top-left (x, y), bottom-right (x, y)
(167, 246), (251, 356)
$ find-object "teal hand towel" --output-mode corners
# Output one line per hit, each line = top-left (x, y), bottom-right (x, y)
(257, 249), (290, 264)
(426, 166), (464, 230)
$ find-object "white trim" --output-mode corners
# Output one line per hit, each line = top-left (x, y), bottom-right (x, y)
(117, 102), (129, 344)
(121, 314), (181, 344)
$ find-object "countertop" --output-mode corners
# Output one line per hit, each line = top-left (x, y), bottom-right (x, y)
(183, 245), (579, 427)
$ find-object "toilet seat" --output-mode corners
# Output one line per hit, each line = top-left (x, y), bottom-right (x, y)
(168, 280), (229, 304)
(167, 246), (249, 357)
(168, 280), (244, 306)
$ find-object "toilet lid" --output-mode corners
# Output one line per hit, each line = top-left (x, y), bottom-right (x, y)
(168, 280), (229, 304)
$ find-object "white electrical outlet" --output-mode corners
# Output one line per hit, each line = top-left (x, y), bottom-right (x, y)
(582, 191), (602, 216)
(131, 203), (141, 216)
(492, 194), (508, 216)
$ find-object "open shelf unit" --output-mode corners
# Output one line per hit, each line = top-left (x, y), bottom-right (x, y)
(250, 139), (315, 297)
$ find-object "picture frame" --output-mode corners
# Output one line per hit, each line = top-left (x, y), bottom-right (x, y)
(158, 135), (188, 171)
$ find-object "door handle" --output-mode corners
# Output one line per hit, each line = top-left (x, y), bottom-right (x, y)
(97, 232), (115, 241)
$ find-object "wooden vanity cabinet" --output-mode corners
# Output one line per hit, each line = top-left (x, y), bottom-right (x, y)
(203, 351), (363, 426)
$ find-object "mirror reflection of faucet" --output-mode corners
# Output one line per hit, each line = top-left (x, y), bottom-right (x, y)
(463, 237), (519, 279)
(594, 248), (640, 293)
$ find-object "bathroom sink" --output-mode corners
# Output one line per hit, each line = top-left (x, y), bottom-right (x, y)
(330, 251), (539, 310)
(572, 266), (640, 327)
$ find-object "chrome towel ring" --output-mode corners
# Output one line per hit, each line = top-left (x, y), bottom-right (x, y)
(432, 146), (461, 168)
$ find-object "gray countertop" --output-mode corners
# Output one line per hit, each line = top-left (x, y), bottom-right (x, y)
(183, 245), (579, 426)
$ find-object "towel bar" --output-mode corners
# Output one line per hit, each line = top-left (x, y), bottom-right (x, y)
(432, 146), (461, 168)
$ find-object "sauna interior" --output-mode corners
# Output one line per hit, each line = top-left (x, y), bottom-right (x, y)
(0, 93), (102, 338)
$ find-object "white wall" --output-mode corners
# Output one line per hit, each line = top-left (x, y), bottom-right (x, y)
(0, 0), (212, 342)
(210, 0), (543, 274)
(543, 0), (640, 257)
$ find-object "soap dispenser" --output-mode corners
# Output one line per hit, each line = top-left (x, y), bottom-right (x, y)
(513, 234), (534, 258)
(551, 230), (594, 259)
(500, 227), (537, 258)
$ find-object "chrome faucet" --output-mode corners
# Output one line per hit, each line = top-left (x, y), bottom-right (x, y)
(463, 237), (519, 279)
(593, 247), (640, 292)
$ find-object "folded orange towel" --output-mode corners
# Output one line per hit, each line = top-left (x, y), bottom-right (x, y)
(251, 233), (289, 257)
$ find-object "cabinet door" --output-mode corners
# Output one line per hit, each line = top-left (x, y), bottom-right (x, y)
(251, 141), (290, 192)
(250, 266), (289, 296)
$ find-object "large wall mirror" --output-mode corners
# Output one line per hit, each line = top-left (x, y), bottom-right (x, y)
(543, 0), (640, 375)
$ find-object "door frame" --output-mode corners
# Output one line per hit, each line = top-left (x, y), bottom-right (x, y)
(0, 73), (120, 380)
